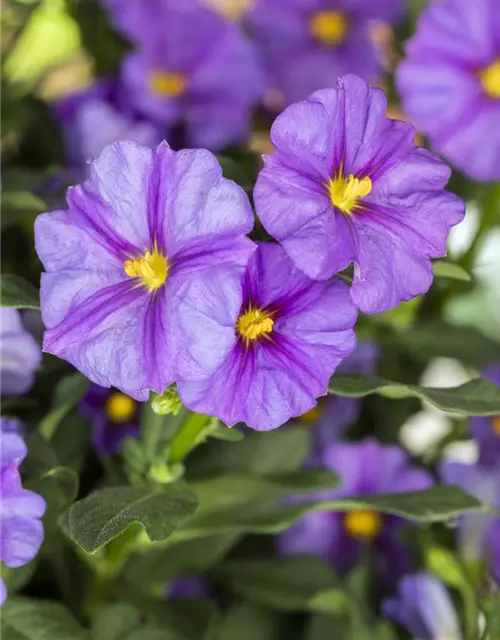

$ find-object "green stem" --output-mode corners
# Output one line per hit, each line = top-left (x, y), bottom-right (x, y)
(169, 413), (212, 463)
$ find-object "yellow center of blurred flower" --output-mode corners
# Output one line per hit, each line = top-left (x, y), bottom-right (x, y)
(479, 60), (500, 99)
(300, 406), (321, 423)
(105, 392), (136, 423)
(236, 307), (274, 345)
(328, 173), (372, 214)
(149, 70), (186, 97)
(124, 247), (168, 292)
(344, 510), (382, 539)
(309, 10), (347, 45)
(492, 416), (500, 435)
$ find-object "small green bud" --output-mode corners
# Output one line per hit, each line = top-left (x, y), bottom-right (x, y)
(151, 384), (183, 416)
(148, 461), (184, 485)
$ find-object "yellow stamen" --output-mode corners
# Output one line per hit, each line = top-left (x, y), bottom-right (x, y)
(236, 307), (274, 345)
(479, 60), (500, 99)
(105, 392), (136, 423)
(309, 10), (347, 46)
(300, 406), (321, 423)
(328, 172), (372, 215)
(344, 510), (382, 540)
(124, 247), (168, 292)
(148, 70), (186, 97)
(492, 416), (500, 435)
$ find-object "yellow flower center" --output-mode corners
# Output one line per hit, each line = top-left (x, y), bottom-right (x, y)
(236, 307), (274, 345)
(328, 173), (372, 215)
(344, 510), (382, 540)
(124, 248), (168, 292)
(309, 10), (347, 45)
(479, 60), (500, 99)
(105, 392), (136, 423)
(148, 70), (186, 97)
(492, 416), (500, 435)
(300, 406), (321, 423)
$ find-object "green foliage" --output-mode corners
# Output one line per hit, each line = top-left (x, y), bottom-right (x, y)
(0, 598), (89, 640)
(61, 484), (198, 553)
(0, 274), (39, 309)
(329, 373), (500, 415)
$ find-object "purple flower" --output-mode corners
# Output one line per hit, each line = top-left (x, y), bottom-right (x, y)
(440, 459), (500, 583)
(80, 384), (140, 455)
(382, 573), (461, 640)
(55, 79), (163, 167)
(0, 418), (46, 604)
(175, 242), (357, 431)
(254, 75), (465, 314)
(310, 340), (378, 450)
(113, 0), (266, 150)
(469, 366), (500, 468)
(396, 0), (500, 182)
(248, 0), (404, 104)
(278, 439), (433, 579)
(35, 140), (255, 400)
(166, 575), (209, 600)
(1, 308), (41, 396)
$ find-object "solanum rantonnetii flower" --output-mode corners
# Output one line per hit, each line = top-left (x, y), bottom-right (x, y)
(254, 75), (465, 314)
(175, 242), (357, 430)
(107, 0), (266, 150)
(248, 0), (404, 103)
(469, 366), (500, 468)
(382, 573), (462, 640)
(0, 418), (46, 604)
(55, 79), (162, 166)
(278, 439), (433, 580)
(35, 140), (255, 400)
(302, 340), (378, 452)
(397, 0), (500, 182)
(440, 459), (500, 583)
(80, 384), (140, 455)
(1, 308), (41, 396)
(166, 576), (209, 599)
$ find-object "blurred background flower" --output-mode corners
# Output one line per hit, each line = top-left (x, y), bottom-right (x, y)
(1, 308), (41, 396)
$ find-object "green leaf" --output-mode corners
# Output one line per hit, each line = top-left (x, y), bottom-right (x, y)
(214, 557), (339, 612)
(91, 603), (141, 640)
(42, 466), (79, 508)
(208, 425), (245, 442)
(2, 191), (46, 229)
(61, 484), (197, 553)
(433, 260), (472, 282)
(189, 425), (310, 478)
(214, 604), (279, 640)
(394, 323), (500, 368)
(124, 534), (240, 586)
(329, 373), (500, 415)
(426, 546), (468, 589)
(39, 374), (90, 440)
(0, 597), (89, 640)
(172, 485), (484, 541)
(0, 274), (39, 309)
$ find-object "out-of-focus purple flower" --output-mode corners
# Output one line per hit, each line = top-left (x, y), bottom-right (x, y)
(109, 0), (266, 150)
(176, 242), (357, 431)
(80, 384), (140, 455)
(440, 459), (500, 583)
(397, 0), (500, 183)
(55, 79), (163, 167)
(1, 308), (41, 396)
(382, 573), (462, 640)
(278, 439), (433, 580)
(307, 341), (378, 450)
(0, 418), (46, 604)
(35, 140), (255, 400)
(166, 575), (209, 599)
(248, 0), (404, 104)
(255, 75), (465, 314)
(469, 366), (500, 468)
